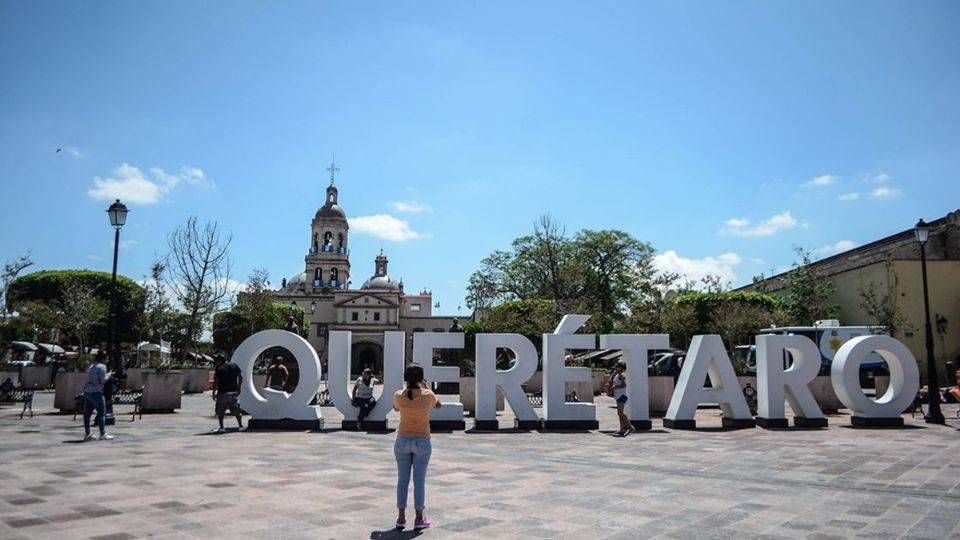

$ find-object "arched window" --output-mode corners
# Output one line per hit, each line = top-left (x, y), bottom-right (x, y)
(312, 233), (318, 249)
(323, 231), (333, 246)
(331, 268), (339, 281)
(314, 268), (322, 280)
(337, 233), (344, 247)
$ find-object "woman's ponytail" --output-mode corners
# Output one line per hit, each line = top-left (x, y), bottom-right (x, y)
(404, 365), (425, 400)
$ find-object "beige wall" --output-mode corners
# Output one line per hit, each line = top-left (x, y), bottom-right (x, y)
(826, 259), (960, 381)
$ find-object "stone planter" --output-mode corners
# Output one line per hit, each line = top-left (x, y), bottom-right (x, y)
(54, 372), (89, 412)
(125, 368), (153, 390)
(20, 366), (53, 389)
(0, 369), (20, 388)
(141, 371), (183, 413)
(181, 369), (211, 394)
(648, 376), (675, 416)
(809, 376), (844, 412)
(459, 377), (504, 414)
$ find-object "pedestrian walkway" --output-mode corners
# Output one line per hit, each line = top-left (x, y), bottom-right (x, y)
(1, 392), (959, 539)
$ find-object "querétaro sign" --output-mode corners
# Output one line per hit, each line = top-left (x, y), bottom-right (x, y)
(232, 315), (919, 431)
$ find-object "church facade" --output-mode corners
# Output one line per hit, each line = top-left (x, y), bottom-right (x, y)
(274, 170), (462, 375)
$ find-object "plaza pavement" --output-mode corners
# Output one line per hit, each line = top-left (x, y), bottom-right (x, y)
(1, 390), (959, 540)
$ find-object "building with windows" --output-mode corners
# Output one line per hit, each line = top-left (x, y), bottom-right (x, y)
(274, 169), (462, 374)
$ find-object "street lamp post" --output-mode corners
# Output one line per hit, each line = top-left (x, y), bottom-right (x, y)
(914, 218), (945, 425)
(106, 199), (129, 379)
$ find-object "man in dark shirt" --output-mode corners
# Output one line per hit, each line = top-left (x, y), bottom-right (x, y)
(212, 354), (244, 433)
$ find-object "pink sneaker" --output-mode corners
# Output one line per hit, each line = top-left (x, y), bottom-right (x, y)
(395, 517), (406, 529)
(414, 517), (431, 529)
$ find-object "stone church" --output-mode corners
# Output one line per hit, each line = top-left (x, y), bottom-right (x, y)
(274, 169), (461, 375)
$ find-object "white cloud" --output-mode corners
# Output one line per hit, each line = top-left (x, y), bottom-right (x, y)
(119, 239), (139, 250)
(653, 250), (741, 286)
(60, 146), (83, 158)
(87, 163), (211, 204)
(871, 173), (890, 182)
(720, 211), (798, 237)
(390, 200), (432, 213)
(871, 187), (901, 200)
(817, 240), (857, 255)
(85, 254), (103, 261)
(802, 174), (838, 188)
(349, 214), (429, 242)
(838, 192), (860, 202)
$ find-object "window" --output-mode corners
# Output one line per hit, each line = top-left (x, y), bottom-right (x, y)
(351, 312), (358, 321)
(411, 303), (421, 312)
(314, 268), (322, 280)
(374, 313), (381, 322)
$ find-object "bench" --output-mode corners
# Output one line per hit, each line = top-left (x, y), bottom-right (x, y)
(0, 389), (35, 418)
(73, 390), (143, 422)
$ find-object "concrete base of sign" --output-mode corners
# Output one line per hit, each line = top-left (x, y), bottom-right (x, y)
(756, 417), (789, 428)
(430, 420), (466, 431)
(851, 416), (903, 427)
(630, 419), (652, 430)
(473, 420), (499, 430)
(341, 420), (388, 431)
(663, 418), (696, 429)
(794, 416), (829, 428)
(540, 420), (599, 430)
(514, 419), (541, 430)
(722, 417), (756, 429)
(249, 418), (323, 430)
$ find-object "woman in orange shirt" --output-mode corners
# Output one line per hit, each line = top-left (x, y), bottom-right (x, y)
(393, 364), (441, 530)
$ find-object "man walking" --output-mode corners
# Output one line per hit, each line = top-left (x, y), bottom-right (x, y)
(212, 354), (244, 434)
(83, 350), (114, 441)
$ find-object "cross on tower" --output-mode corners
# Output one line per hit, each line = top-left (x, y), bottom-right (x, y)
(326, 158), (340, 185)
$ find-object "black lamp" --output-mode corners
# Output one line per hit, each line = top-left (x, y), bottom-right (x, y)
(914, 218), (944, 424)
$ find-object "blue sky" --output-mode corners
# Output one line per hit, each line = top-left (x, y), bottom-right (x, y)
(2, 2), (959, 313)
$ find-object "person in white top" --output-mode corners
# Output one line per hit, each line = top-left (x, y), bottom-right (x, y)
(612, 361), (634, 437)
(352, 368), (379, 429)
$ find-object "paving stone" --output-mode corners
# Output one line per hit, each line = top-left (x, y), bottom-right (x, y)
(1, 391), (959, 539)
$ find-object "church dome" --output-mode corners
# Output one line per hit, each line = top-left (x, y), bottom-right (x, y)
(283, 272), (307, 291)
(314, 204), (346, 221)
(314, 183), (347, 222)
(361, 274), (400, 291)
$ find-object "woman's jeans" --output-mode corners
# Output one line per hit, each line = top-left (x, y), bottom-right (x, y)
(394, 436), (432, 510)
(356, 397), (376, 422)
(83, 392), (106, 436)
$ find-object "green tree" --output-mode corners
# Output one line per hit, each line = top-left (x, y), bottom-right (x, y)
(573, 229), (652, 333)
(858, 281), (905, 335)
(783, 247), (838, 324)
(6, 269), (145, 345)
(234, 268), (273, 335)
(466, 215), (580, 311)
(674, 291), (787, 352)
(213, 303), (307, 353)
(142, 259), (171, 346)
(58, 278), (107, 356)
